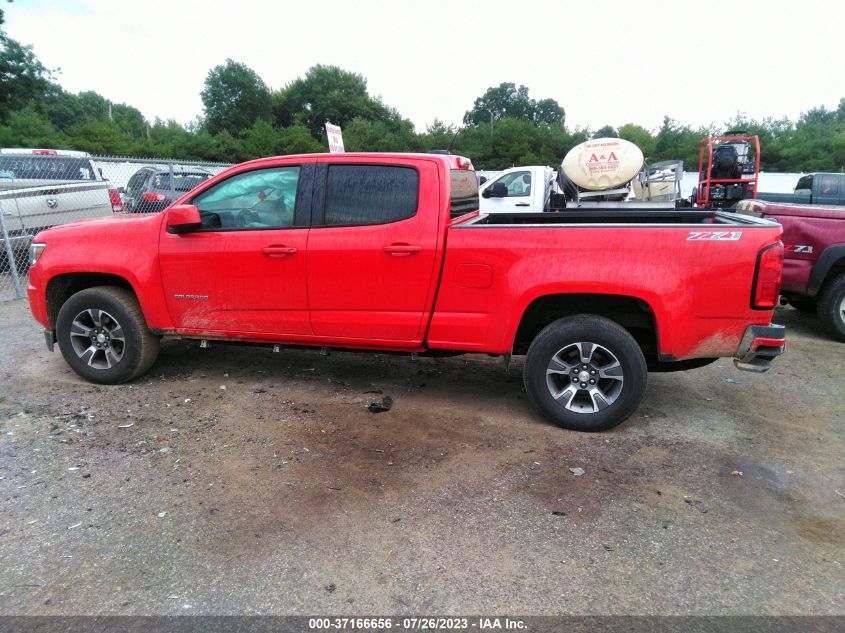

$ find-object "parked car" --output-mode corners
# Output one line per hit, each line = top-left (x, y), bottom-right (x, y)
(756, 173), (845, 207)
(123, 166), (212, 213)
(27, 152), (786, 432)
(739, 199), (845, 340)
(0, 149), (121, 267)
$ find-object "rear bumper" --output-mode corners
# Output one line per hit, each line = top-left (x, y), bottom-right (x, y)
(733, 323), (786, 372)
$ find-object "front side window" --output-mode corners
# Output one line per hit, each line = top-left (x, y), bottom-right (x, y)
(324, 165), (418, 226)
(795, 175), (813, 191)
(491, 170), (532, 197)
(192, 167), (300, 230)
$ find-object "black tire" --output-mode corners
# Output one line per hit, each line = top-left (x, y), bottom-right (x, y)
(816, 273), (845, 342)
(789, 299), (817, 314)
(523, 315), (647, 432)
(56, 286), (160, 384)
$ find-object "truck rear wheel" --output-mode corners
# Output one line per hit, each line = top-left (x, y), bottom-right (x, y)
(523, 315), (647, 432)
(817, 273), (845, 342)
(56, 286), (160, 384)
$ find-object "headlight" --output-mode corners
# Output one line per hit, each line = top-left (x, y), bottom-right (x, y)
(29, 242), (46, 267)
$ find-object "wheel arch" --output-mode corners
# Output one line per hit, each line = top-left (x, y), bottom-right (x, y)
(512, 293), (660, 361)
(807, 243), (845, 296)
(46, 273), (137, 330)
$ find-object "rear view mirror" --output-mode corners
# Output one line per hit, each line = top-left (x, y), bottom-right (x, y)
(166, 204), (202, 233)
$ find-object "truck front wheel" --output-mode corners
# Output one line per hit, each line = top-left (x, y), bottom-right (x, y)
(817, 273), (845, 341)
(56, 286), (160, 384)
(524, 315), (647, 432)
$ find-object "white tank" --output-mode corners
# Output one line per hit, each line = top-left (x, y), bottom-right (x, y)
(562, 138), (644, 191)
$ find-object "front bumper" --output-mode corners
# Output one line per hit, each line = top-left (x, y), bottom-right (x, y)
(733, 324), (786, 372)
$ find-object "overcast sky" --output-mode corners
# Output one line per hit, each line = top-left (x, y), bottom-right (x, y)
(5, 0), (844, 133)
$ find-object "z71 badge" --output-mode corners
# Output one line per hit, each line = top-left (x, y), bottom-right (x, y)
(687, 231), (743, 241)
(784, 244), (814, 254)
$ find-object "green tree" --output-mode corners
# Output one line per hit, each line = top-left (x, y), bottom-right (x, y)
(65, 119), (125, 154)
(240, 118), (282, 158)
(111, 103), (146, 138)
(201, 59), (273, 136)
(277, 124), (324, 155)
(77, 90), (110, 121)
(274, 64), (408, 139)
(43, 88), (85, 130)
(618, 123), (656, 159)
(463, 83), (564, 127)
(534, 98), (566, 127)
(592, 125), (618, 139)
(0, 36), (53, 122)
(0, 105), (65, 147)
(417, 119), (459, 153)
(652, 116), (714, 167)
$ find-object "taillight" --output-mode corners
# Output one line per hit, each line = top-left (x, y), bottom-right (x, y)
(32, 149), (58, 155)
(108, 188), (123, 213)
(143, 192), (167, 202)
(751, 242), (783, 309)
(455, 156), (474, 170)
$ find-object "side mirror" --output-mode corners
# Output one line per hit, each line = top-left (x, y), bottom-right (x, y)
(478, 176), (488, 185)
(166, 204), (202, 234)
(485, 182), (508, 198)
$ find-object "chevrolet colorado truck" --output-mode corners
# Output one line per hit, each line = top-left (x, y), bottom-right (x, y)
(739, 199), (845, 341)
(27, 153), (786, 431)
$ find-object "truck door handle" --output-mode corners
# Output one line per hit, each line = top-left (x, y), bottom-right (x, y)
(261, 245), (298, 257)
(383, 244), (422, 256)
(515, 203), (530, 207)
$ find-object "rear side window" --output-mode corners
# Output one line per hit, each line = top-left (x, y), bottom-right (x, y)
(0, 156), (97, 181)
(324, 165), (418, 226)
(818, 174), (839, 196)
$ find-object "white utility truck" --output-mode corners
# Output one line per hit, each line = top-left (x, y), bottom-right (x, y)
(479, 138), (684, 213)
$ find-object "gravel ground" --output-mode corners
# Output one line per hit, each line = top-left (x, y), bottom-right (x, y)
(0, 299), (842, 616)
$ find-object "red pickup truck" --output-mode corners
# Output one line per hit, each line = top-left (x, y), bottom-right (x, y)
(27, 153), (786, 431)
(739, 199), (845, 341)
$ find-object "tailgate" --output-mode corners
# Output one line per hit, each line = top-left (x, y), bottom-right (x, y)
(0, 180), (112, 233)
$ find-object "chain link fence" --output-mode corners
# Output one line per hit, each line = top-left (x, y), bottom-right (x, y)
(0, 152), (233, 302)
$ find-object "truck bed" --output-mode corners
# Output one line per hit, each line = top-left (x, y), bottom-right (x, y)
(429, 208), (782, 358)
(457, 209), (771, 227)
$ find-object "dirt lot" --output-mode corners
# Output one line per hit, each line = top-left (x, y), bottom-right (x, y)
(0, 298), (842, 616)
